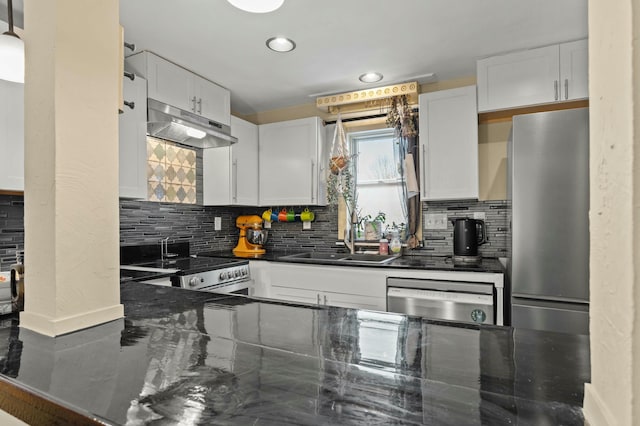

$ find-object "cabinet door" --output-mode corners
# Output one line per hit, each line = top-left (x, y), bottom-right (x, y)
(146, 53), (193, 113)
(0, 80), (24, 191)
(258, 117), (320, 206)
(323, 291), (386, 311)
(231, 116), (259, 205)
(477, 44), (560, 112)
(419, 86), (479, 200)
(119, 76), (147, 199)
(271, 286), (320, 305)
(560, 39), (588, 101)
(202, 146), (232, 205)
(193, 75), (231, 125)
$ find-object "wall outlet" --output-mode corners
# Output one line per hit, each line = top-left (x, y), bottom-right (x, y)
(473, 212), (486, 220)
(303, 221), (311, 230)
(425, 213), (448, 230)
(214, 217), (222, 231)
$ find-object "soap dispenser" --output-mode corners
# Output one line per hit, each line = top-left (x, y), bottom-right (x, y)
(390, 230), (402, 254)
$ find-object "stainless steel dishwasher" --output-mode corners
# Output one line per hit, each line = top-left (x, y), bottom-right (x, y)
(386, 277), (496, 325)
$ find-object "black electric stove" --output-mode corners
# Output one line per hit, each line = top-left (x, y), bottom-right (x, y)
(121, 242), (250, 292)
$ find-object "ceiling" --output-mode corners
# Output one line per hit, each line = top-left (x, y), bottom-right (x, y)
(3, 0), (588, 116)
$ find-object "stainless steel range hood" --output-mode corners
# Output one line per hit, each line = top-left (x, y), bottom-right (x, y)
(147, 99), (237, 149)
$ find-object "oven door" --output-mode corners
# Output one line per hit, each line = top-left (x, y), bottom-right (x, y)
(198, 280), (253, 296)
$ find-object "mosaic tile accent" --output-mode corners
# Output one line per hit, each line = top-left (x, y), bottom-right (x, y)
(146, 137), (196, 204)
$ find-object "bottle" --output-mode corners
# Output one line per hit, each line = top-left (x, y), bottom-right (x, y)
(379, 238), (389, 255)
(390, 231), (402, 254)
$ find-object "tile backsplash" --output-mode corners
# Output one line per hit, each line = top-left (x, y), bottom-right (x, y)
(421, 200), (510, 258)
(0, 193), (511, 271)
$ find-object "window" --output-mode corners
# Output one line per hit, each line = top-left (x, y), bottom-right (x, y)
(349, 129), (407, 236)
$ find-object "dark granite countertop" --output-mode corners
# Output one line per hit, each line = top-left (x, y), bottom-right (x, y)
(0, 283), (588, 425)
(197, 250), (505, 274)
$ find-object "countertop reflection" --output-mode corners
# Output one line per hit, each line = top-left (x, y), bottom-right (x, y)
(0, 283), (588, 425)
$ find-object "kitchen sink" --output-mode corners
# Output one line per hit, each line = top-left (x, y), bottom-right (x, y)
(279, 252), (400, 265)
(338, 253), (399, 264)
(281, 252), (346, 261)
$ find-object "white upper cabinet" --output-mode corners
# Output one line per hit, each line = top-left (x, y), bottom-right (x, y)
(203, 116), (259, 206)
(419, 85), (479, 201)
(125, 51), (231, 125)
(0, 80), (24, 191)
(119, 75), (147, 199)
(231, 116), (259, 205)
(477, 39), (588, 112)
(258, 117), (326, 206)
(559, 39), (589, 101)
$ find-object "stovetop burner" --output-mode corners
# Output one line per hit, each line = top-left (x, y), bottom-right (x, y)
(135, 256), (248, 276)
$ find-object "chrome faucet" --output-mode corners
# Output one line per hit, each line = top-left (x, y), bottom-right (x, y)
(160, 237), (169, 260)
(343, 209), (357, 255)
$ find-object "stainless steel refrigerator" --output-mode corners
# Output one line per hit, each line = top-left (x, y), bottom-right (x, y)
(508, 108), (589, 334)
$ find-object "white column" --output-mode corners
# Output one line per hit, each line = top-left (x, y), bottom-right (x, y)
(584, 1), (640, 425)
(20, 0), (123, 336)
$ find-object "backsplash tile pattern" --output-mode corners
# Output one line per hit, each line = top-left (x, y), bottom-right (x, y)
(120, 200), (239, 253)
(421, 200), (510, 258)
(119, 201), (341, 255)
(253, 206), (340, 253)
(0, 192), (509, 270)
(0, 195), (24, 271)
(147, 138), (197, 204)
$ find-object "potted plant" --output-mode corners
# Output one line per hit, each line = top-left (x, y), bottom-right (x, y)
(363, 211), (386, 241)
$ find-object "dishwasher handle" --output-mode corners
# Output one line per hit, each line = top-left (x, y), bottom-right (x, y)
(387, 287), (494, 306)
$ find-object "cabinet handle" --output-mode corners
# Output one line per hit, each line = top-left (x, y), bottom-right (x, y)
(232, 160), (238, 203)
(191, 96), (197, 112)
(421, 145), (427, 194)
(564, 78), (569, 100)
(197, 98), (202, 114)
(310, 160), (315, 203)
(123, 100), (135, 110)
(316, 294), (320, 305)
(554, 80), (559, 101)
(123, 71), (135, 81)
(124, 41), (136, 52)
(323, 295), (327, 305)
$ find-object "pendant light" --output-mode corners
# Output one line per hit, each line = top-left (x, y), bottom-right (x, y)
(0, 0), (24, 83)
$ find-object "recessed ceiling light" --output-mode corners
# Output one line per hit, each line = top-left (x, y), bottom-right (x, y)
(359, 72), (383, 83)
(266, 37), (296, 53)
(227, 0), (284, 13)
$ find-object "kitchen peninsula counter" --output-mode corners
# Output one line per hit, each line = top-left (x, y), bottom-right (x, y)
(0, 283), (588, 425)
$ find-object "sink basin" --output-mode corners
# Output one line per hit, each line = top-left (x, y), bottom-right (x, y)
(338, 253), (399, 264)
(280, 252), (346, 261)
(279, 252), (399, 265)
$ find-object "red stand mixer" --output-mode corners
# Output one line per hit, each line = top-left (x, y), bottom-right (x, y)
(233, 215), (268, 257)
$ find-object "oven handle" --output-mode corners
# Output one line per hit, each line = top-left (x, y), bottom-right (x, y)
(387, 287), (493, 306)
(198, 279), (252, 294)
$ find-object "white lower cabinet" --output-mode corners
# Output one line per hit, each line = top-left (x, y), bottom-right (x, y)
(0, 79), (24, 191)
(269, 263), (387, 311)
(261, 261), (505, 324)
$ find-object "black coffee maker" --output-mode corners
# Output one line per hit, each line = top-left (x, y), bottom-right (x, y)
(451, 218), (487, 264)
